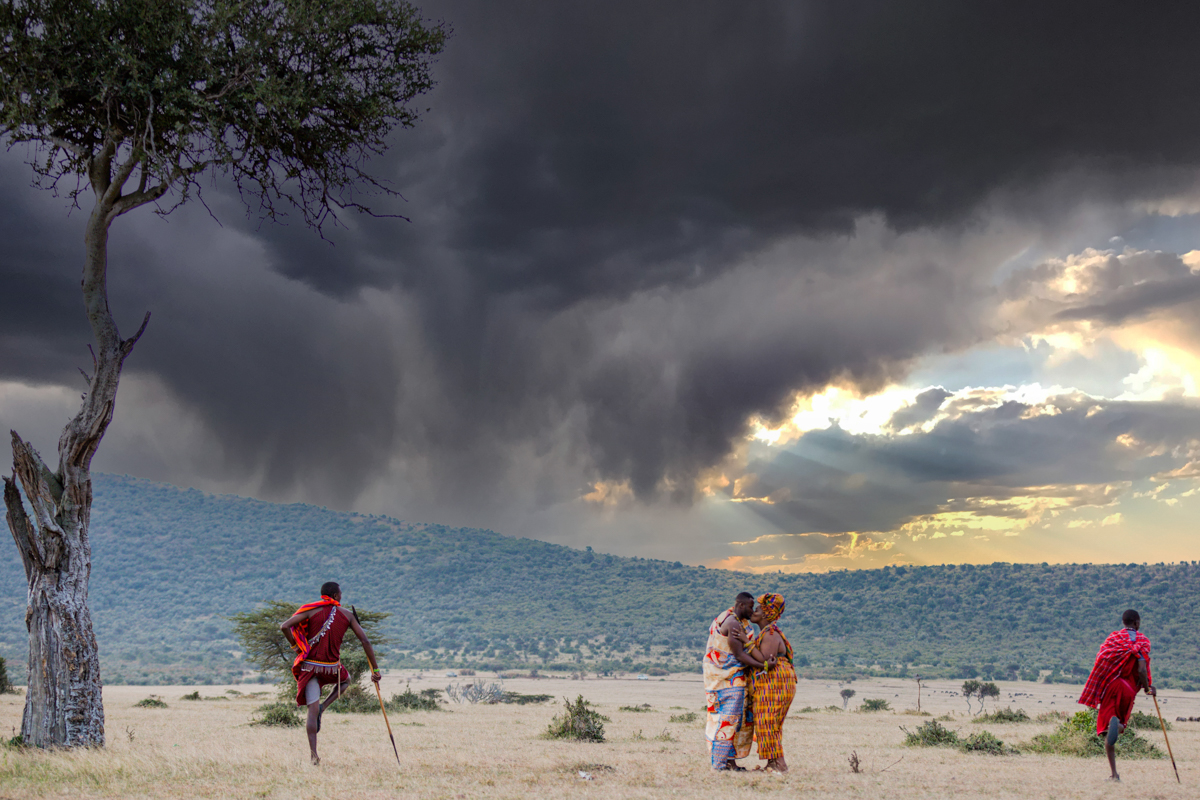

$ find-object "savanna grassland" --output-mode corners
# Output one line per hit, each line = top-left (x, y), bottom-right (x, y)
(3, 673), (1198, 799)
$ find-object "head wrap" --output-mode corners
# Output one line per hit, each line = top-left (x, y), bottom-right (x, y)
(757, 592), (786, 626)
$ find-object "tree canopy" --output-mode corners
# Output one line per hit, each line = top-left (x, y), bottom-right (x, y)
(0, 0), (448, 226)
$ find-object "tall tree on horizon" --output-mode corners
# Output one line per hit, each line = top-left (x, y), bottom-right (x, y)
(0, 0), (446, 747)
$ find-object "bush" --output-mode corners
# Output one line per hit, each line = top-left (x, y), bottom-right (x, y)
(1023, 709), (1163, 759)
(1034, 711), (1068, 724)
(975, 707), (1030, 724)
(389, 685), (442, 712)
(134, 696), (168, 708)
(902, 719), (960, 747)
(180, 691), (201, 700)
(669, 711), (698, 723)
(504, 692), (552, 705)
(960, 730), (1013, 755)
(619, 704), (653, 712)
(546, 695), (608, 742)
(1129, 710), (1169, 731)
(860, 699), (891, 712)
(253, 702), (303, 727)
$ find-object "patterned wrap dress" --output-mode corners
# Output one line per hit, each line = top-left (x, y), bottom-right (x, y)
(750, 621), (797, 761)
(704, 609), (754, 767)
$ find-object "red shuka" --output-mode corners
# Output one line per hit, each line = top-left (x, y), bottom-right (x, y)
(289, 596), (352, 706)
(1079, 628), (1151, 710)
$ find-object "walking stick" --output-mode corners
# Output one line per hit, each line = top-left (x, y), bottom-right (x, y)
(353, 606), (401, 767)
(1151, 692), (1180, 783)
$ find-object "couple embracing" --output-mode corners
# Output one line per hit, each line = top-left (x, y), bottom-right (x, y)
(704, 591), (797, 772)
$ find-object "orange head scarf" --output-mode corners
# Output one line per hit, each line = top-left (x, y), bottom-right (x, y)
(757, 592), (785, 626)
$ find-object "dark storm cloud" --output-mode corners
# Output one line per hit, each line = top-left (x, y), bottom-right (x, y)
(4, 2), (1200, 514)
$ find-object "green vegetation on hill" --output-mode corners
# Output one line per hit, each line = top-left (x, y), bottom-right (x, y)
(1, 474), (1199, 687)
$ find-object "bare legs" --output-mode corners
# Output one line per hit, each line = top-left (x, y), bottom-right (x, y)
(1105, 716), (1123, 780)
(306, 679), (352, 765)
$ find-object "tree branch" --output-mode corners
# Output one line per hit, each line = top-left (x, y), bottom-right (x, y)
(3, 471), (37, 581)
(87, 138), (118, 199)
(120, 311), (151, 356)
(49, 136), (88, 159)
(101, 150), (142, 208)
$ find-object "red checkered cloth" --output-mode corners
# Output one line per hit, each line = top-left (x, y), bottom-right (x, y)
(1079, 629), (1151, 709)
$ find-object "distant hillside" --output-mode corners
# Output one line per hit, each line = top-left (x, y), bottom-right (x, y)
(2, 474), (1199, 688)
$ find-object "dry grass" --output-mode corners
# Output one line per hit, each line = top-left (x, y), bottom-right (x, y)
(2, 674), (1198, 799)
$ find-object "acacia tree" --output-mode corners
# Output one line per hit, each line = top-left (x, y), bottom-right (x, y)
(0, 0), (446, 747)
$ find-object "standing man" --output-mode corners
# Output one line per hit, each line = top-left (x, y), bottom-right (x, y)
(704, 591), (768, 771)
(280, 581), (383, 765)
(1078, 609), (1155, 782)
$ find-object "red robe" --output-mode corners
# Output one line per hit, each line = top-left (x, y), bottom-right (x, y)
(290, 596), (351, 706)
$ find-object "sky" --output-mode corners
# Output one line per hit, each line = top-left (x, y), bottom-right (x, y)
(3, 1), (1200, 572)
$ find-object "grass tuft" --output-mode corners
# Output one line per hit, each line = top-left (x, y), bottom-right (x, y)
(134, 696), (168, 709)
(860, 698), (891, 712)
(251, 702), (303, 727)
(669, 711), (698, 723)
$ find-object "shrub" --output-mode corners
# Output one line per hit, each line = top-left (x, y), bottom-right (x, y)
(860, 699), (891, 712)
(619, 704), (653, 712)
(389, 685), (442, 712)
(1034, 711), (1068, 723)
(1129, 710), (1169, 731)
(902, 719), (959, 747)
(961, 730), (1013, 755)
(669, 711), (698, 723)
(1023, 709), (1163, 759)
(975, 707), (1030, 724)
(546, 695), (608, 742)
(253, 702), (303, 727)
(180, 691), (201, 700)
(134, 696), (168, 709)
(504, 692), (553, 705)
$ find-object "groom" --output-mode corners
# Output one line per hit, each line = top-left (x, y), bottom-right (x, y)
(704, 591), (767, 770)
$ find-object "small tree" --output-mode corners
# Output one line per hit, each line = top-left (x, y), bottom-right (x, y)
(977, 682), (1000, 715)
(0, 0), (445, 748)
(962, 679), (982, 715)
(840, 688), (856, 710)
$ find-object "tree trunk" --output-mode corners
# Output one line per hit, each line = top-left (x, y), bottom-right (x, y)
(3, 197), (148, 748)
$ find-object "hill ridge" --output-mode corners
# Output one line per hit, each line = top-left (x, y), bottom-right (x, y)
(2, 473), (1199, 688)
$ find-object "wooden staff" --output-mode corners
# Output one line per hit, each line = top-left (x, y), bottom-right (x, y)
(353, 606), (400, 767)
(1151, 692), (1180, 783)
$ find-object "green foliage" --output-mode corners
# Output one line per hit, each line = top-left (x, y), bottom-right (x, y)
(0, 0), (448, 228)
(840, 688), (856, 709)
(0, 655), (12, 694)
(1023, 709), (1163, 759)
(619, 704), (653, 712)
(503, 692), (552, 705)
(252, 702), (303, 727)
(860, 698), (891, 712)
(388, 685), (442, 712)
(1129, 710), (1169, 731)
(180, 691), (200, 700)
(546, 695), (608, 742)
(669, 711), (699, 723)
(960, 730), (1013, 755)
(974, 707), (1030, 723)
(2, 733), (24, 748)
(902, 719), (960, 747)
(134, 696), (167, 708)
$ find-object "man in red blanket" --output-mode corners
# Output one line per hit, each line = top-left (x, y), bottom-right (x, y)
(1078, 609), (1155, 781)
(280, 582), (382, 765)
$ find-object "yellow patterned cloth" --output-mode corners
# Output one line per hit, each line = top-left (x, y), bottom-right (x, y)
(751, 622), (797, 761)
(704, 609), (754, 767)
